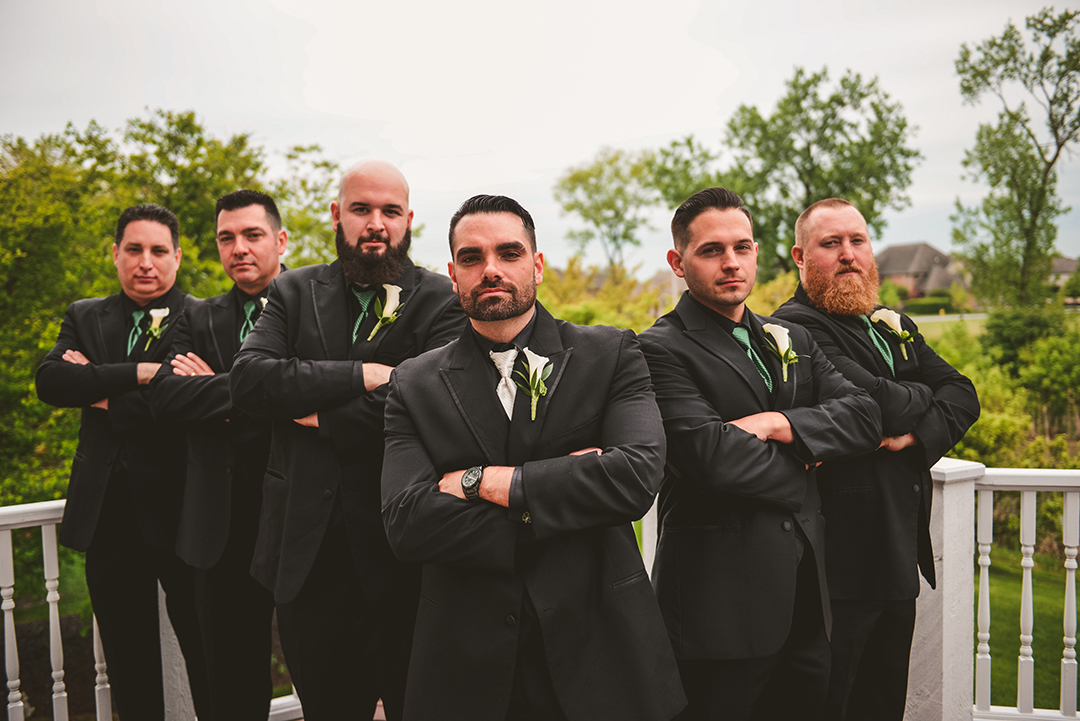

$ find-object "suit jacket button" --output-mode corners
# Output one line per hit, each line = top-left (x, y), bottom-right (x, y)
(913, 484), (921, 493)
(781, 520), (793, 532)
(506, 615), (517, 627)
(324, 489), (333, 499)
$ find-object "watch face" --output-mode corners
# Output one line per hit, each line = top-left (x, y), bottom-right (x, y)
(462, 467), (482, 488)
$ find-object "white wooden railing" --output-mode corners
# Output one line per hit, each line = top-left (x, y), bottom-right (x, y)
(0, 500), (304, 721)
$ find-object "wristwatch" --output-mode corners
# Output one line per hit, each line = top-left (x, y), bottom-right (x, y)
(461, 466), (485, 500)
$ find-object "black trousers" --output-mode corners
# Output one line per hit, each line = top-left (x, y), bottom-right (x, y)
(193, 474), (275, 721)
(276, 517), (416, 721)
(84, 470), (210, 721)
(676, 550), (830, 721)
(504, 593), (568, 721)
(825, 598), (916, 721)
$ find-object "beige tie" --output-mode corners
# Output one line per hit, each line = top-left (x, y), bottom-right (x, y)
(489, 348), (518, 420)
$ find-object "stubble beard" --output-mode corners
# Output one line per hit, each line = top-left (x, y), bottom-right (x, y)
(460, 279), (536, 322)
(336, 224), (411, 286)
(802, 254), (881, 316)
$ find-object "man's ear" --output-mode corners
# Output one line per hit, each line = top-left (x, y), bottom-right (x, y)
(448, 261), (458, 294)
(667, 248), (685, 278)
(791, 243), (805, 270)
(330, 201), (341, 230)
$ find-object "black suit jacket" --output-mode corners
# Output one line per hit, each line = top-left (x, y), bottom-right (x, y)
(229, 258), (466, 604)
(772, 285), (980, 599)
(36, 286), (191, 552)
(381, 305), (685, 721)
(638, 293), (881, 661)
(149, 285), (276, 569)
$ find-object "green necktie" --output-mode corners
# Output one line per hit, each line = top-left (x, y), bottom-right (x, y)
(860, 315), (895, 378)
(351, 287), (377, 344)
(240, 300), (257, 344)
(731, 326), (773, 393)
(127, 309), (146, 357)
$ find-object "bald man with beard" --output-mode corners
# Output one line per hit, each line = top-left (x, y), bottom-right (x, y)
(230, 161), (467, 720)
(772, 199), (979, 721)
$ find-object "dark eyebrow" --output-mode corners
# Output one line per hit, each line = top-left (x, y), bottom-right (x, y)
(454, 245), (481, 260)
(349, 202), (405, 212)
(496, 241), (527, 252)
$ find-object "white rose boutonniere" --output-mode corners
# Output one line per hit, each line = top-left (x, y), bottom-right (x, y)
(870, 308), (914, 360)
(366, 284), (404, 342)
(260, 296), (268, 309)
(515, 347), (553, 421)
(761, 323), (804, 382)
(144, 307), (170, 350)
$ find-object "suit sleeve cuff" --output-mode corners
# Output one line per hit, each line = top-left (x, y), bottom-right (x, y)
(507, 466), (529, 522)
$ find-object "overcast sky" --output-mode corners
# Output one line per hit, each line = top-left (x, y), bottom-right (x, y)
(2, 0), (1076, 276)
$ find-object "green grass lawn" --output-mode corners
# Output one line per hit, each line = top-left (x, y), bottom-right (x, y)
(982, 546), (1077, 709)
(912, 314), (987, 342)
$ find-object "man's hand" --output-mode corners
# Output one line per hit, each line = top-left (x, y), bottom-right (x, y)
(62, 349), (90, 365)
(293, 413), (319, 428)
(570, 447), (603, 456)
(728, 411), (794, 444)
(90, 398), (108, 410)
(171, 352), (214, 377)
(136, 363), (161, 385)
(363, 362), (394, 391)
(880, 433), (918, 452)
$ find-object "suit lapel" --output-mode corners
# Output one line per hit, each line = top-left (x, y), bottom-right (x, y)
(97, 295), (125, 363)
(209, 292), (237, 370)
(675, 295), (770, 409)
(748, 311), (789, 410)
(506, 306), (570, 466)
(441, 329), (509, 465)
(311, 262), (348, 360)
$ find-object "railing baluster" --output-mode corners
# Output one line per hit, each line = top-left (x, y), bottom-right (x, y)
(1019, 490), (1037, 713)
(92, 616), (110, 721)
(0, 529), (25, 721)
(976, 488), (994, 711)
(1063, 491), (1079, 716)
(41, 523), (68, 721)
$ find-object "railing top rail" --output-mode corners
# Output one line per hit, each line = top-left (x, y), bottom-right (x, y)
(0, 499), (65, 531)
(976, 467), (1080, 492)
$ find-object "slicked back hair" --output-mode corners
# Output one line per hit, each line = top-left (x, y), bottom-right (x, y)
(115, 204), (180, 250)
(671, 188), (753, 250)
(794, 198), (858, 247)
(215, 189), (283, 233)
(448, 194), (537, 253)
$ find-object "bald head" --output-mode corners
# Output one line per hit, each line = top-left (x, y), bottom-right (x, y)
(337, 160), (410, 206)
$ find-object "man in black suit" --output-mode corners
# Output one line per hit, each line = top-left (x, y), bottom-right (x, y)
(229, 160), (467, 720)
(150, 189), (287, 720)
(36, 204), (210, 720)
(772, 198), (979, 720)
(637, 188), (882, 721)
(381, 194), (685, 721)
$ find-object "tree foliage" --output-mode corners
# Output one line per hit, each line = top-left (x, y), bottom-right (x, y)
(647, 67), (922, 280)
(553, 147), (657, 270)
(953, 7), (1080, 308)
(272, 145), (341, 267)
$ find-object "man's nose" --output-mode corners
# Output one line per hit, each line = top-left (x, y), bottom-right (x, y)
(367, 211), (386, 232)
(838, 240), (856, 263)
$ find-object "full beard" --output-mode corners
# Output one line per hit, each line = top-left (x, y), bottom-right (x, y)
(803, 255), (881, 316)
(460, 279), (536, 322)
(336, 224), (411, 287)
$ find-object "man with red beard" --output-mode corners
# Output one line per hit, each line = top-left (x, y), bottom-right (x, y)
(773, 199), (980, 720)
(230, 161), (467, 720)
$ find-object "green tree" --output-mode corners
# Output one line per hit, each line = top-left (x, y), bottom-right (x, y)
(554, 147), (657, 271)
(647, 67), (922, 280)
(953, 7), (1080, 308)
(272, 145), (341, 267)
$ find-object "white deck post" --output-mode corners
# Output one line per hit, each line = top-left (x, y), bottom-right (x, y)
(907, 457), (984, 721)
(41, 523), (68, 720)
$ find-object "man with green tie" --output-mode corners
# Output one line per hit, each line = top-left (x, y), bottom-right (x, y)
(150, 189), (287, 720)
(36, 204), (210, 720)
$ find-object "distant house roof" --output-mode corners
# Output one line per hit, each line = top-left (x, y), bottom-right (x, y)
(875, 242), (958, 296)
(1052, 256), (1078, 275)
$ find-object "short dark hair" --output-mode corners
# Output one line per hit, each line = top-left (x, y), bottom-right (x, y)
(215, 189), (282, 233)
(115, 204), (180, 250)
(448, 195), (537, 253)
(670, 187), (753, 250)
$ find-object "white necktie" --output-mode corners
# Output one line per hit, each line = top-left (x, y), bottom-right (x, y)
(489, 348), (518, 420)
